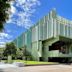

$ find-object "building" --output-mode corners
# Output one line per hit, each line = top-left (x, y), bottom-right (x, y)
(13, 9), (72, 62)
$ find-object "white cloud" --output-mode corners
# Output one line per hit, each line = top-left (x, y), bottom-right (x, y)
(0, 42), (5, 44)
(0, 33), (10, 38)
(0, 32), (13, 42)
(3, 0), (41, 44)
(11, 5), (16, 14)
(7, 0), (41, 29)
(6, 18), (12, 23)
(0, 42), (6, 48)
(0, 32), (13, 47)
(0, 42), (5, 46)
(7, 1), (16, 23)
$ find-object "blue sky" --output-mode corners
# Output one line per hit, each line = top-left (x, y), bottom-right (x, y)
(0, 0), (72, 47)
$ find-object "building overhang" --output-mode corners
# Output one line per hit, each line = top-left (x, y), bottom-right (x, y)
(59, 36), (72, 44)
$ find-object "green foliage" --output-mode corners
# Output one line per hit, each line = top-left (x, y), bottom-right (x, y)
(16, 46), (31, 60)
(16, 48), (23, 58)
(0, 48), (5, 59)
(22, 45), (32, 60)
(23, 45), (31, 56)
(0, 0), (14, 30)
(3, 42), (17, 57)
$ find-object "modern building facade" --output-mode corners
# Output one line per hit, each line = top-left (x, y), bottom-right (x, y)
(13, 9), (72, 62)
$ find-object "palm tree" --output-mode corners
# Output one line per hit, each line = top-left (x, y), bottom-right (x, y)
(0, 0), (14, 31)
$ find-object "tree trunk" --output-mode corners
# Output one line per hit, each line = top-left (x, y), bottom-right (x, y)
(7, 55), (12, 63)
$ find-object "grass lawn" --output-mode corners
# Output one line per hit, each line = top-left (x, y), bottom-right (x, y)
(13, 60), (57, 65)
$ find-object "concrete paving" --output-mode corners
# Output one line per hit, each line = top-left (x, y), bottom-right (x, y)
(24, 65), (72, 72)
(0, 68), (24, 72)
(0, 64), (18, 68)
(0, 62), (24, 72)
(0, 64), (19, 72)
(1, 64), (72, 72)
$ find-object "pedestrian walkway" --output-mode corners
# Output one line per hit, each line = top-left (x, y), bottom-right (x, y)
(0, 64), (17, 69)
(0, 63), (24, 72)
(23, 64), (72, 72)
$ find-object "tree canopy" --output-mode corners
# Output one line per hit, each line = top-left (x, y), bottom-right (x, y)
(0, 0), (13, 31)
(3, 42), (17, 57)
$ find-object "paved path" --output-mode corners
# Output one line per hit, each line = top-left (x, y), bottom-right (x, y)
(1, 64), (72, 72)
(0, 68), (24, 72)
(24, 65), (72, 72)
(0, 64), (24, 72)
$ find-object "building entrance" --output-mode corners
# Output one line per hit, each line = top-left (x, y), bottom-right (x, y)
(49, 41), (68, 54)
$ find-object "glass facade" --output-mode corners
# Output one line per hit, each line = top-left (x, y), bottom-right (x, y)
(17, 34), (23, 48)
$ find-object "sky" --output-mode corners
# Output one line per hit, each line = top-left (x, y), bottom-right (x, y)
(0, 0), (72, 47)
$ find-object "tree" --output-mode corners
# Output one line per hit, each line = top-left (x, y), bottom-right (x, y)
(23, 45), (31, 60)
(0, 48), (5, 60)
(16, 48), (23, 59)
(3, 42), (17, 58)
(0, 0), (14, 31)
